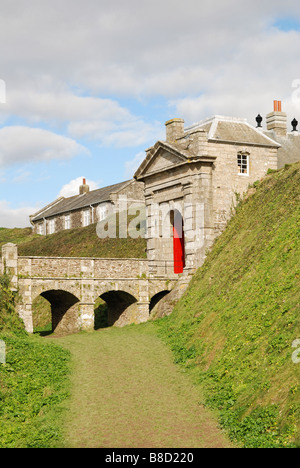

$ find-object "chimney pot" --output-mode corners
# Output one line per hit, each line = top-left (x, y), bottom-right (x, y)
(79, 178), (90, 195)
(266, 100), (287, 137)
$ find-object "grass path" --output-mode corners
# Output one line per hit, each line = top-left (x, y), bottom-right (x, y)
(53, 323), (233, 448)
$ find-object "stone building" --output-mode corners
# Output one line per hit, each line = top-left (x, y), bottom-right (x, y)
(134, 100), (300, 277)
(29, 100), (299, 277)
(30, 178), (144, 235)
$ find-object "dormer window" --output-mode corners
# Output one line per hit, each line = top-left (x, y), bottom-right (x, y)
(237, 152), (249, 176)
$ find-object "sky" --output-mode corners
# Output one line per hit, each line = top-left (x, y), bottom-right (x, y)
(1, 0), (300, 227)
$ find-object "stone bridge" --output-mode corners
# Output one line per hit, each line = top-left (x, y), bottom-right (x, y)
(1, 243), (179, 334)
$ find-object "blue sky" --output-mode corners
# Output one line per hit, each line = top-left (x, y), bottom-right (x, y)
(0, 0), (300, 227)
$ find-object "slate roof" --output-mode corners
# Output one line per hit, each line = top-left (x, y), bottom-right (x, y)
(31, 180), (132, 222)
(185, 115), (280, 147)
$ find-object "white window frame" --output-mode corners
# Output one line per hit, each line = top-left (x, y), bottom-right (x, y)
(64, 214), (71, 230)
(83, 209), (90, 227)
(48, 219), (55, 235)
(237, 152), (249, 176)
(37, 223), (44, 235)
(98, 204), (108, 221)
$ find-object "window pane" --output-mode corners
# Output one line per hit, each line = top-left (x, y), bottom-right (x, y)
(237, 154), (248, 175)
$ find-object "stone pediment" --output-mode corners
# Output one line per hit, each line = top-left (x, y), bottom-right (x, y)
(134, 141), (190, 180)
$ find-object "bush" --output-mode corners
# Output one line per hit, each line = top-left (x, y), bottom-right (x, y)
(0, 273), (26, 337)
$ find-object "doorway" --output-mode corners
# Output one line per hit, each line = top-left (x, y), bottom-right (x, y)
(170, 209), (185, 274)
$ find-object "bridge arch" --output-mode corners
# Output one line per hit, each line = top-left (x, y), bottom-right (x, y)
(149, 290), (170, 312)
(95, 289), (138, 328)
(33, 289), (80, 335)
(31, 281), (81, 305)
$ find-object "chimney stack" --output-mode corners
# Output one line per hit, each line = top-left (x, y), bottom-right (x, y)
(79, 178), (90, 195)
(266, 100), (287, 137)
(165, 118), (184, 143)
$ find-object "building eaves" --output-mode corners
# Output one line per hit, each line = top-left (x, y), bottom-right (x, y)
(31, 180), (133, 222)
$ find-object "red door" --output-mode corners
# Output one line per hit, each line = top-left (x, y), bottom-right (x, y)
(173, 212), (185, 274)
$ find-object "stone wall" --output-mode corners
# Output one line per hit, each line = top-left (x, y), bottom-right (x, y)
(1, 244), (177, 335)
(18, 256), (149, 279)
(208, 141), (278, 234)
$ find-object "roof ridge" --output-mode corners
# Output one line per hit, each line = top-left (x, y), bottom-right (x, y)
(185, 115), (247, 133)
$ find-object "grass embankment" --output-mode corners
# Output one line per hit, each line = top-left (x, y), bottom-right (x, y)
(157, 163), (300, 448)
(0, 274), (71, 448)
(0, 227), (39, 250)
(0, 216), (147, 259)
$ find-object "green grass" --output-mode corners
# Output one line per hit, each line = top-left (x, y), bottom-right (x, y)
(0, 274), (71, 448)
(156, 162), (300, 448)
(0, 217), (146, 259)
(54, 324), (233, 448)
(0, 227), (39, 251)
(0, 334), (71, 448)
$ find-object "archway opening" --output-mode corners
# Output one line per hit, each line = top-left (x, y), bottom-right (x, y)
(33, 290), (80, 335)
(95, 290), (138, 329)
(170, 209), (185, 274)
(32, 295), (52, 335)
(149, 290), (170, 313)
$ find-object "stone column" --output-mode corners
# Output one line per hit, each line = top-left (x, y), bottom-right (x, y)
(182, 182), (196, 275)
(79, 277), (95, 330)
(1, 243), (18, 288)
(16, 302), (34, 334)
(1, 244), (34, 333)
(78, 303), (95, 331)
(137, 278), (150, 323)
(136, 302), (150, 323)
(145, 192), (158, 276)
(195, 165), (214, 269)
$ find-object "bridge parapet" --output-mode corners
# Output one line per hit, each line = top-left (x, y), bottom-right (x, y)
(17, 256), (149, 279)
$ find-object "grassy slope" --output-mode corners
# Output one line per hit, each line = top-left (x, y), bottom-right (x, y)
(0, 274), (71, 447)
(157, 163), (300, 448)
(0, 227), (39, 250)
(0, 219), (146, 259)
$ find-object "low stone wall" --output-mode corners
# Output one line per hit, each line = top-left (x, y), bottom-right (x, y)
(17, 256), (149, 279)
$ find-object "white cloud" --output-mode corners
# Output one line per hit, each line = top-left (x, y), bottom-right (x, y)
(6, 91), (132, 125)
(58, 177), (100, 198)
(0, 126), (89, 167)
(3, 90), (161, 148)
(169, 26), (300, 126)
(0, 200), (36, 228)
(1, 1), (300, 140)
(1, 0), (298, 99)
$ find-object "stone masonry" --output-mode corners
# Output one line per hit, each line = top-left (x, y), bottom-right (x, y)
(1, 243), (177, 334)
(134, 113), (281, 277)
